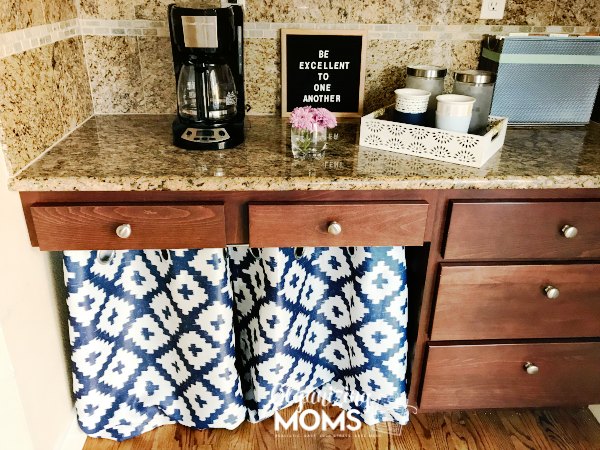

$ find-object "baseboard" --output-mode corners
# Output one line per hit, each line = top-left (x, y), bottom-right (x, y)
(589, 405), (600, 424)
(55, 411), (87, 450)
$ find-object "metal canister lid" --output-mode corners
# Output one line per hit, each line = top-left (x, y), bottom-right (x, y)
(453, 70), (496, 84)
(407, 65), (447, 78)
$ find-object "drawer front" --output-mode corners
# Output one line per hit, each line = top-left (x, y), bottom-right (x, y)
(444, 201), (600, 260)
(31, 204), (226, 250)
(248, 202), (428, 247)
(432, 264), (600, 340)
(420, 342), (600, 410)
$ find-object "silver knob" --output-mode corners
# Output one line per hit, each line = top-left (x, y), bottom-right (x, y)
(544, 285), (560, 299)
(115, 224), (132, 239)
(524, 362), (539, 375)
(327, 221), (342, 236)
(561, 225), (578, 239)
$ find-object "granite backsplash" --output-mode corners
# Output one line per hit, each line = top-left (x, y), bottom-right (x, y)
(0, 0), (77, 32)
(0, 1), (92, 176)
(73, 0), (599, 116)
(0, 0), (598, 176)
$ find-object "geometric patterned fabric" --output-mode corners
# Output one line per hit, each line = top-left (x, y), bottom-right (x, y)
(64, 247), (409, 441)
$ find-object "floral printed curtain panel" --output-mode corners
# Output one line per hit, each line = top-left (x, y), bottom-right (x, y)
(64, 246), (409, 441)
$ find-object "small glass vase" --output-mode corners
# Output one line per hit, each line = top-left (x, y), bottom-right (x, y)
(290, 124), (327, 159)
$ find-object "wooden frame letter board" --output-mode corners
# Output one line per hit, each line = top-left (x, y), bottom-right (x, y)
(281, 29), (367, 118)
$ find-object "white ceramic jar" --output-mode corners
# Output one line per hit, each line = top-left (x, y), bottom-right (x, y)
(405, 65), (447, 125)
(435, 94), (476, 133)
(452, 70), (496, 133)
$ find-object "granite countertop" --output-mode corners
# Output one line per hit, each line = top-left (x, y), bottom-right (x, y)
(8, 115), (600, 191)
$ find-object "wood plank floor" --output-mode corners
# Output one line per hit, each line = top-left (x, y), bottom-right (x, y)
(83, 405), (600, 450)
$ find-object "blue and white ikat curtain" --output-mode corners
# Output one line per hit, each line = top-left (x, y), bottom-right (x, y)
(64, 247), (409, 441)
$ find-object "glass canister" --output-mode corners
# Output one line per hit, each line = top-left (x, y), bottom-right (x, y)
(452, 70), (496, 133)
(405, 65), (447, 125)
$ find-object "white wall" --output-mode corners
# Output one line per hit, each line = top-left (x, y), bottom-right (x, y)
(591, 405), (600, 423)
(0, 326), (34, 450)
(0, 162), (84, 450)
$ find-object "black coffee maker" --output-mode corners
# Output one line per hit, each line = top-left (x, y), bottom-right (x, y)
(168, 5), (245, 150)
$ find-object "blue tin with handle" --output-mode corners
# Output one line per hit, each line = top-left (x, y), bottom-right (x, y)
(479, 35), (600, 125)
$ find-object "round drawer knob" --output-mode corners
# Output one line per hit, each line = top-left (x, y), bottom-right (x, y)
(544, 285), (560, 300)
(524, 362), (539, 375)
(116, 223), (132, 239)
(327, 221), (342, 236)
(561, 225), (578, 239)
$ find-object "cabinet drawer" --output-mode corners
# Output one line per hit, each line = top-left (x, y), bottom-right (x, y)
(248, 202), (428, 247)
(31, 203), (226, 250)
(420, 342), (600, 410)
(431, 264), (600, 340)
(444, 201), (600, 260)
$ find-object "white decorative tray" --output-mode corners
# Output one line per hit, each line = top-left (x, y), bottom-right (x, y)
(359, 105), (508, 168)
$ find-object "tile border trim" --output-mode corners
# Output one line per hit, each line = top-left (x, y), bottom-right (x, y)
(1, 19), (598, 59)
(243, 22), (598, 40)
(78, 19), (170, 38)
(0, 19), (79, 59)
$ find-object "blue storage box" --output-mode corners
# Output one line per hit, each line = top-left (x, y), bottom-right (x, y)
(479, 35), (600, 125)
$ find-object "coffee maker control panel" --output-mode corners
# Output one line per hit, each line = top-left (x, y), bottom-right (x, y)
(181, 128), (231, 144)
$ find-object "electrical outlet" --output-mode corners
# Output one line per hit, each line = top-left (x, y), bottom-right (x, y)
(221, 0), (245, 8)
(480, 0), (506, 20)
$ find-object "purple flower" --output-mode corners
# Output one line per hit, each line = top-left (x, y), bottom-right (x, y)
(289, 106), (315, 130)
(314, 107), (337, 129)
(289, 106), (337, 130)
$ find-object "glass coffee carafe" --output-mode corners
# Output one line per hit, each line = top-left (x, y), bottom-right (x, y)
(177, 61), (238, 122)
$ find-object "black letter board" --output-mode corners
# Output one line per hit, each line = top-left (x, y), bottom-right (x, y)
(281, 29), (367, 117)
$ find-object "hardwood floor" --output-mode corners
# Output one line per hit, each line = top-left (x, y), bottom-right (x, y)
(83, 405), (600, 450)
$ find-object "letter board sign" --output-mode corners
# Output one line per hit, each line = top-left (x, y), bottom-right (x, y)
(281, 29), (367, 117)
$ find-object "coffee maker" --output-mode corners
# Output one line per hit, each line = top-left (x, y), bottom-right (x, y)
(168, 5), (245, 150)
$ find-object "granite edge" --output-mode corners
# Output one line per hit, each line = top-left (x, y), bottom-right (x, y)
(8, 174), (600, 192)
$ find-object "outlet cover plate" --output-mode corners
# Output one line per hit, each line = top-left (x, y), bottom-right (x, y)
(480, 0), (506, 20)
(221, 0), (245, 7)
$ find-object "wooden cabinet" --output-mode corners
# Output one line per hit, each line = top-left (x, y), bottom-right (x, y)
(31, 203), (226, 250)
(444, 201), (600, 260)
(421, 342), (600, 410)
(248, 202), (428, 247)
(431, 264), (600, 340)
(422, 197), (600, 411)
(18, 189), (600, 411)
